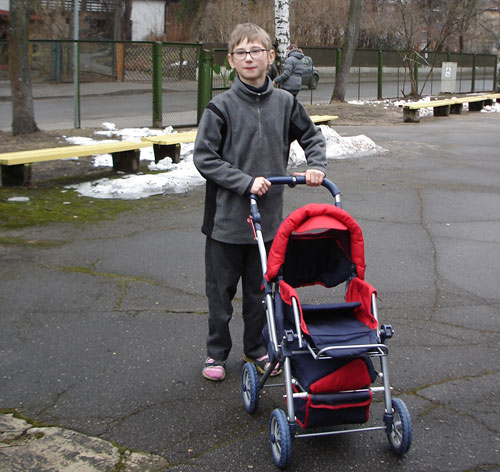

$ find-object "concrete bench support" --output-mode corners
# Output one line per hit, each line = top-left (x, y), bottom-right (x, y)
(469, 100), (484, 112)
(153, 144), (181, 164)
(403, 107), (420, 123)
(112, 150), (141, 173)
(433, 105), (450, 117)
(1, 164), (32, 187)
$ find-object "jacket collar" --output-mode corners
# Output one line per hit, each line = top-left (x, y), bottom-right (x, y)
(232, 75), (273, 103)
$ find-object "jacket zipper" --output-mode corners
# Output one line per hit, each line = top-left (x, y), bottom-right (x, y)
(256, 95), (262, 139)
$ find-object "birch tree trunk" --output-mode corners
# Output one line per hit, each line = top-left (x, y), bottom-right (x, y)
(331, 0), (363, 102)
(242, 0), (249, 23)
(274, 0), (290, 73)
(8, 0), (39, 135)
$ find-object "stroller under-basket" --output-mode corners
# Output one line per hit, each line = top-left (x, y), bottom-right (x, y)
(242, 176), (412, 469)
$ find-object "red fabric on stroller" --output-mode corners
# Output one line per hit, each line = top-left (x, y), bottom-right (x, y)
(265, 203), (366, 282)
(263, 203), (379, 428)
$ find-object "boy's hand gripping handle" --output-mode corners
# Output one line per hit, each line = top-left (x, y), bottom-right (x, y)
(248, 176), (342, 209)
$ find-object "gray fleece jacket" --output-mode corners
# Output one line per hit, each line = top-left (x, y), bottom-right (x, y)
(193, 75), (326, 244)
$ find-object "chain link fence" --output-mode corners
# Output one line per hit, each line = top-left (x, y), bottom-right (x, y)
(0, 40), (497, 132)
(0, 39), (201, 131)
(300, 47), (497, 103)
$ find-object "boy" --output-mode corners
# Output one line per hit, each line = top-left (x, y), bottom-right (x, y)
(193, 23), (327, 381)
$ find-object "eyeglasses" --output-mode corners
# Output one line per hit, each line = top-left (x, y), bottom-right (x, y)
(231, 48), (268, 60)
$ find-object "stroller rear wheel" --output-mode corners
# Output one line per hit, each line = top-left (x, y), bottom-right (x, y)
(242, 362), (259, 414)
(269, 409), (292, 469)
(387, 398), (412, 455)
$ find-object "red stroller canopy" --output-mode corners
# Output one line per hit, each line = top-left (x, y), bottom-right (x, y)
(265, 203), (366, 284)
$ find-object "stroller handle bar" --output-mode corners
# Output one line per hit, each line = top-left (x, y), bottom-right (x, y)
(249, 176), (341, 206)
(249, 176), (342, 231)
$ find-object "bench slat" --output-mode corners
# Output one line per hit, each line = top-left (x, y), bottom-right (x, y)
(0, 141), (152, 166)
(141, 130), (198, 145)
(310, 115), (339, 124)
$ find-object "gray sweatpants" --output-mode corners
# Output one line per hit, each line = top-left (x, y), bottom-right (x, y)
(205, 237), (271, 362)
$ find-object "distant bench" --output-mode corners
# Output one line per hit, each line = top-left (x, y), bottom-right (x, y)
(310, 115), (338, 125)
(0, 115), (338, 187)
(400, 93), (500, 123)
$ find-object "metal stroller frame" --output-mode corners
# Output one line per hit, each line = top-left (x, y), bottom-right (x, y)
(241, 176), (412, 469)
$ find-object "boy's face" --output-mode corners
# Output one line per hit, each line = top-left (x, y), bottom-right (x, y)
(228, 37), (275, 88)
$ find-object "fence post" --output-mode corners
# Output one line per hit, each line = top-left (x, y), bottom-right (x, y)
(53, 41), (62, 83)
(197, 48), (213, 124)
(73, 41), (80, 129)
(152, 42), (163, 128)
(494, 55), (498, 91)
(471, 53), (476, 93)
(377, 48), (382, 100)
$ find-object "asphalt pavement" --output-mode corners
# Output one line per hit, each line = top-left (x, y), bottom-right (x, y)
(1, 112), (500, 471)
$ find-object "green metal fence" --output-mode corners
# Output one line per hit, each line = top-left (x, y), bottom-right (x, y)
(299, 47), (497, 102)
(0, 40), (497, 131)
(1, 39), (201, 130)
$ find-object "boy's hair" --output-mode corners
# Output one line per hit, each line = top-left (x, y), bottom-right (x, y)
(228, 23), (272, 53)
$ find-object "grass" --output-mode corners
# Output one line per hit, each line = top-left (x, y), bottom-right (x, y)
(0, 168), (177, 231)
(0, 185), (138, 229)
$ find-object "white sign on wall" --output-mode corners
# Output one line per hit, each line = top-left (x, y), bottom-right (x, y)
(441, 62), (457, 93)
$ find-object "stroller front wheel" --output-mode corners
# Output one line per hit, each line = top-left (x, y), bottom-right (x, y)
(387, 398), (413, 455)
(269, 409), (292, 469)
(242, 362), (260, 414)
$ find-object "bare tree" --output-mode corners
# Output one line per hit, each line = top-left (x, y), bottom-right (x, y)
(8, 0), (39, 135)
(113, 0), (133, 40)
(331, 0), (363, 102)
(114, 0), (123, 41)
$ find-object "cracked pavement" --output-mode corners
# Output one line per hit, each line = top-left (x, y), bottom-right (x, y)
(1, 114), (500, 471)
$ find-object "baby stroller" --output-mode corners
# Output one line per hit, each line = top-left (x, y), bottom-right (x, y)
(242, 176), (412, 469)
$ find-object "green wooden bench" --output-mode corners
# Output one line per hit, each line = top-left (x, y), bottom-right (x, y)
(401, 93), (500, 123)
(0, 141), (153, 187)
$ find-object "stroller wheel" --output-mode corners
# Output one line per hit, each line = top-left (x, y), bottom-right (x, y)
(242, 362), (259, 414)
(387, 398), (412, 455)
(269, 409), (292, 469)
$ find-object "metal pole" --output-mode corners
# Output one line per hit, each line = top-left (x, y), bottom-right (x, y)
(152, 42), (163, 128)
(377, 48), (382, 100)
(493, 56), (498, 92)
(471, 54), (476, 93)
(73, 0), (80, 128)
(197, 48), (213, 123)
